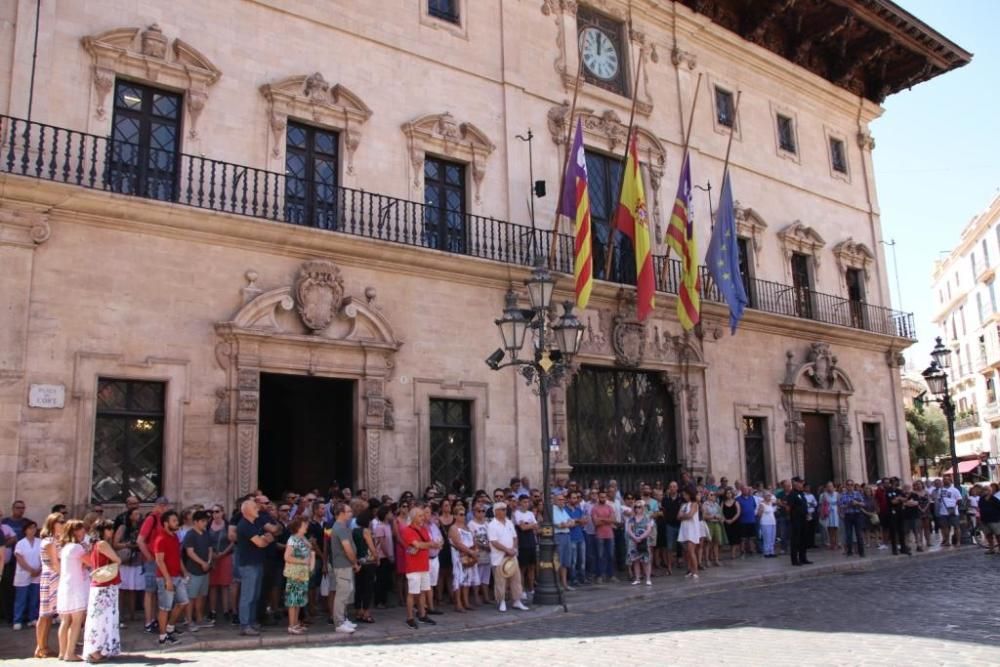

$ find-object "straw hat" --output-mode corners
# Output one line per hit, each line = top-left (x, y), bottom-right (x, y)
(500, 557), (518, 578)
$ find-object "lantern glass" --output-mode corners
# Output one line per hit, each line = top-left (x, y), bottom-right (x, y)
(526, 264), (555, 312)
(921, 364), (947, 397)
(495, 289), (529, 355)
(930, 336), (952, 369)
(553, 301), (585, 358)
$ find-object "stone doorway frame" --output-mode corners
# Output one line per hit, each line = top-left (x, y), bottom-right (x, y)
(780, 342), (855, 484)
(214, 261), (401, 502)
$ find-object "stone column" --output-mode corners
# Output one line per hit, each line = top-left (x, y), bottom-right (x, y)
(234, 368), (260, 497)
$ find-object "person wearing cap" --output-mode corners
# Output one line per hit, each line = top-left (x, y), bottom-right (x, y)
(137, 496), (170, 633)
(486, 503), (528, 612)
(787, 477), (812, 566)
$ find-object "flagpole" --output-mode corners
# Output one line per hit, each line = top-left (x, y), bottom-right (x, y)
(601, 26), (645, 283)
(546, 39), (586, 270)
(658, 72), (702, 289)
(719, 90), (742, 185)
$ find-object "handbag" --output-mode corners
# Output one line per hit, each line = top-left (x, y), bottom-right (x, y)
(91, 563), (119, 584)
(284, 562), (310, 582)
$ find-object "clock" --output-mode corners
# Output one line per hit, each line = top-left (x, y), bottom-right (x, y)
(579, 27), (620, 81)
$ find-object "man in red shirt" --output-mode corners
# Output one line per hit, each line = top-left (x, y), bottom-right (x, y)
(152, 510), (190, 646)
(590, 490), (616, 582)
(399, 506), (437, 630)
(136, 496), (170, 633)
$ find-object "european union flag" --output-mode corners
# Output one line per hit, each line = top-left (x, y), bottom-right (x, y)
(705, 171), (748, 334)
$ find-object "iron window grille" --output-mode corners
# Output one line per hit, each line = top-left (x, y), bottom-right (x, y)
(92, 378), (165, 503)
(429, 399), (472, 490)
(423, 156), (467, 253)
(776, 114), (796, 153)
(715, 86), (736, 128)
(829, 137), (848, 174)
(743, 417), (767, 487)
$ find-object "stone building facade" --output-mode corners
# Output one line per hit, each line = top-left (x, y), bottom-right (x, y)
(0, 0), (967, 513)
(930, 193), (1000, 481)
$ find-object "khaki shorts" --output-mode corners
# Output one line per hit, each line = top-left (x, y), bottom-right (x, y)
(406, 571), (431, 595)
(982, 522), (1000, 536)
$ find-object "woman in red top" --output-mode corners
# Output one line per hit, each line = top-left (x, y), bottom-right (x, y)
(83, 520), (122, 663)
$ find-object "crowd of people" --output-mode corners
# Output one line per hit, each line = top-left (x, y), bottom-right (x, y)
(1, 471), (997, 659)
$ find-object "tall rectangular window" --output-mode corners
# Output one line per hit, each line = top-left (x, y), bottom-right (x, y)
(743, 417), (767, 487)
(108, 80), (181, 201)
(428, 0), (460, 23)
(978, 292), (986, 325)
(829, 137), (847, 174)
(790, 252), (813, 318)
(585, 150), (634, 284)
(989, 281), (997, 313)
(971, 252), (977, 278)
(737, 237), (755, 307)
(862, 422), (881, 484)
(284, 121), (339, 229)
(423, 156), (466, 253)
(983, 239), (991, 268)
(92, 379), (165, 502)
(715, 87), (735, 128)
(429, 399), (472, 489)
(846, 268), (865, 329)
(987, 376), (997, 404)
(776, 114), (796, 153)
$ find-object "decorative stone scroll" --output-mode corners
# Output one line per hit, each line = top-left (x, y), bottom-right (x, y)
(81, 25), (221, 137)
(832, 238), (875, 284)
(734, 202), (768, 267)
(259, 73), (372, 172)
(401, 113), (495, 204)
(778, 221), (826, 269)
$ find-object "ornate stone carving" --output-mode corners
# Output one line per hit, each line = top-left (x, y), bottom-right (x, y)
(670, 46), (698, 70)
(366, 430), (381, 494)
(832, 237), (875, 284)
(805, 342), (837, 389)
(778, 221), (826, 269)
(214, 388), (231, 424)
(579, 308), (611, 355)
(612, 314), (646, 368)
(686, 383), (702, 466)
(259, 73), (373, 171)
(649, 324), (674, 361)
(401, 112), (495, 203)
(293, 260), (345, 333)
(242, 270), (262, 304)
(0, 208), (51, 247)
(734, 201), (767, 266)
(237, 424), (255, 496)
(383, 397), (395, 430)
(82, 25), (221, 136)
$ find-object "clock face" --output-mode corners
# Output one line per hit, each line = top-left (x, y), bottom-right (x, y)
(579, 27), (619, 81)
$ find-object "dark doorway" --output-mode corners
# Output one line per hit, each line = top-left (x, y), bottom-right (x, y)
(862, 422), (882, 484)
(258, 373), (354, 497)
(743, 416), (767, 487)
(567, 366), (677, 490)
(802, 413), (834, 488)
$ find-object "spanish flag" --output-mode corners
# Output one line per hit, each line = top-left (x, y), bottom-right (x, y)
(615, 133), (655, 321)
(559, 119), (593, 309)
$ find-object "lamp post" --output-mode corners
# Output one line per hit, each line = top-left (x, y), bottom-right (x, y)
(922, 336), (970, 545)
(487, 260), (584, 607)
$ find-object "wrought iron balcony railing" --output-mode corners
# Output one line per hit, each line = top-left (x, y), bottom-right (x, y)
(0, 114), (916, 340)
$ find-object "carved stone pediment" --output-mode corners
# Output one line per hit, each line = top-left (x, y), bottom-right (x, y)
(294, 260), (345, 332)
(401, 112), (495, 204)
(260, 73), (373, 171)
(783, 342), (854, 394)
(612, 315), (646, 368)
(734, 201), (768, 266)
(778, 221), (826, 268)
(832, 237), (875, 283)
(81, 24), (221, 137)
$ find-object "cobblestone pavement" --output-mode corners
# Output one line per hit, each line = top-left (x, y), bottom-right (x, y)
(8, 549), (995, 666)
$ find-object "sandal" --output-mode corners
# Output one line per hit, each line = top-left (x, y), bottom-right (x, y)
(287, 626), (305, 635)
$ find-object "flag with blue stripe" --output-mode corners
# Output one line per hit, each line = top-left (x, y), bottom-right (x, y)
(705, 171), (748, 333)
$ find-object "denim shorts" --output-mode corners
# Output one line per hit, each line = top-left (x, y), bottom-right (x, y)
(554, 532), (572, 568)
(186, 573), (208, 599)
(142, 561), (158, 593)
(156, 576), (190, 611)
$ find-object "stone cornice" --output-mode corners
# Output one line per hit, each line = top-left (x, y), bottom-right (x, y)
(1, 173), (911, 354)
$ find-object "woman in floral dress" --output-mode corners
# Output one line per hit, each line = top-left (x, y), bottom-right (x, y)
(34, 513), (63, 659)
(283, 518), (313, 634)
(83, 520), (122, 662)
(626, 501), (654, 586)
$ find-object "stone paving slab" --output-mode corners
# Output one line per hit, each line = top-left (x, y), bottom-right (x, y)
(0, 542), (974, 662)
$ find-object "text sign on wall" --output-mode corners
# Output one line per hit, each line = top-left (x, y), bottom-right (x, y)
(28, 384), (65, 409)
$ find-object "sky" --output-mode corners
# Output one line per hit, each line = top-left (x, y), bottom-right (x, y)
(872, 0), (1000, 369)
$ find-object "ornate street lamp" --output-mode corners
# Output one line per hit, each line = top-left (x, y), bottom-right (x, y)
(486, 261), (584, 607)
(922, 338), (969, 544)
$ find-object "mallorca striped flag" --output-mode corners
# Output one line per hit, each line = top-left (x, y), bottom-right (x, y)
(666, 153), (700, 330)
(559, 119), (593, 309)
(615, 133), (655, 321)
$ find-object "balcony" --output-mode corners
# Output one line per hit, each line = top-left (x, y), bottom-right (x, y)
(983, 402), (1000, 424)
(955, 412), (981, 431)
(0, 114), (916, 340)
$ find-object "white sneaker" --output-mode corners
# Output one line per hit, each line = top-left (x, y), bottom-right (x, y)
(520, 591), (528, 601)
(12, 623), (22, 631)
(498, 600), (507, 612)
(344, 620), (358, 629)
(336, 621), (356, 634)
(645, 579), (652, 586)
(512, 601), (529, 611)
(631, 579), (640, 586)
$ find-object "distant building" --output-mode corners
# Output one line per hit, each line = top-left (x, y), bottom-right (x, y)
(930, 194), (1000, 482)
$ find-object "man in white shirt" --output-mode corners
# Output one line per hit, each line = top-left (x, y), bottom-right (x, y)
(512, 496), (538, 598)
(937, 474), (963, 547)
(486, 503), (529, 613)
